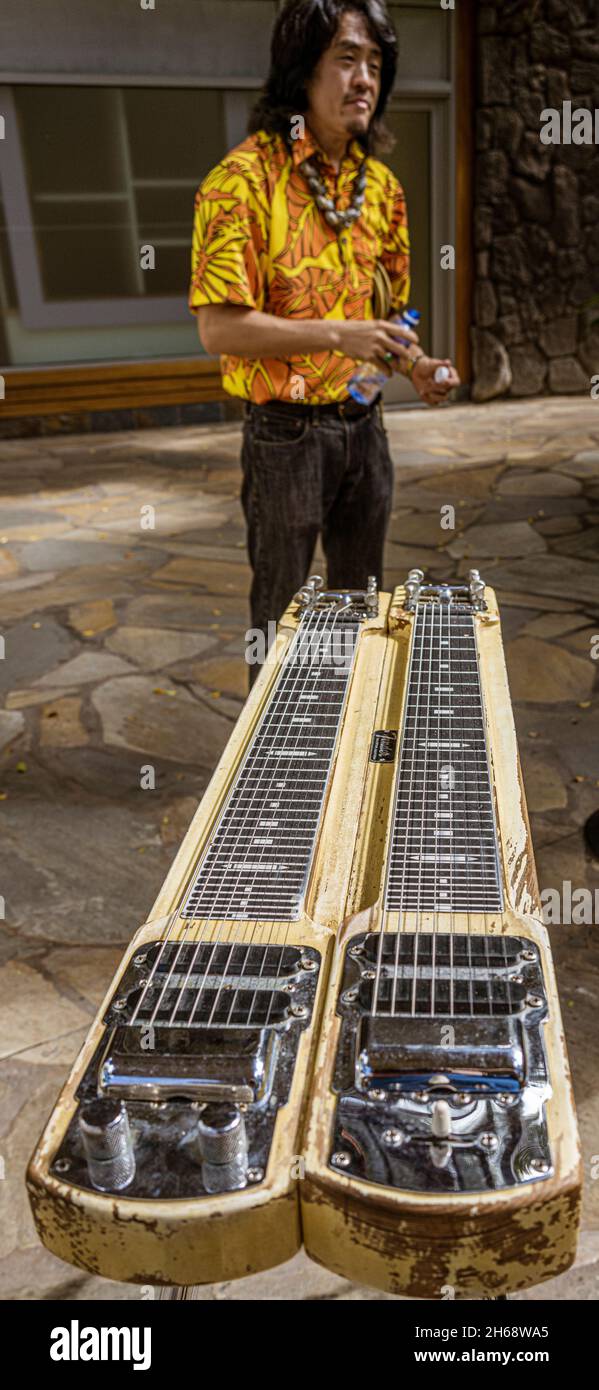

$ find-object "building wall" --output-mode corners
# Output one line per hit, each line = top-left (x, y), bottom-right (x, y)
(472, 0), (599, 402)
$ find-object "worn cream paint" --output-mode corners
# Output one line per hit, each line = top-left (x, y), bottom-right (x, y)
(300, 585), (582, 1298)
(26, 595), (391, 1285)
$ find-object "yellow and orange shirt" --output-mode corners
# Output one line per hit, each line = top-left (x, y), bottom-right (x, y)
(188, 127), (410, 405)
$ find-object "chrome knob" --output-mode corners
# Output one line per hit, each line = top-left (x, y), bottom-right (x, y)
(196, 1103), (248, 1193)
(79, 1098), (135, 1192)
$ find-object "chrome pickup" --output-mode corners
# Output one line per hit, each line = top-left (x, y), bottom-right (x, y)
(330, 933), (552, 1192)
(49, 942), (321, 1199)
(99, 1025), (279, 1104)
(356, 1015), (525, 1095)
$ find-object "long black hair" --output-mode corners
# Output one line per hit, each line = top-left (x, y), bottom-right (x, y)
(249, 0), (398, 154)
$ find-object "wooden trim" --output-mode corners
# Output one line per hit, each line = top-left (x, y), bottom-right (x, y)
(0, 356), (227, 419)
(455, 0), (476, 385)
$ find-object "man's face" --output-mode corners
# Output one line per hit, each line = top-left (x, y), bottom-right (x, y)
(306, 9), (383, 143)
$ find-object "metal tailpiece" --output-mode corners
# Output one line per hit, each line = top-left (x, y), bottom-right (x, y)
(403, 568), (487, 613)
(295, 573), (378, 619)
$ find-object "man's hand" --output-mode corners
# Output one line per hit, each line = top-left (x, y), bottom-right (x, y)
(197, 305), (419, 366)
(411, 355), (460, 406)
(339, 318), (420, 374)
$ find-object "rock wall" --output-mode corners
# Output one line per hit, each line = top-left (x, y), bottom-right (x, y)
(472, 0), (599, 401)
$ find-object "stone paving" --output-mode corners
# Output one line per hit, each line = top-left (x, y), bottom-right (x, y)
(1, 396), (598, 1301)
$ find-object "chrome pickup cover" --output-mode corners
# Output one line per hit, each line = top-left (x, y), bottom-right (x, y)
(329, 933), (552, 1193)
(50, 941), (320, 1199)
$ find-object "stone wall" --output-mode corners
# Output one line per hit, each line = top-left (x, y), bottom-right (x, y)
(472, 0), (599, 401)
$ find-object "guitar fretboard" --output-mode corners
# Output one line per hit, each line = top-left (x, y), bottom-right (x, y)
(182, 608), (360, 921)
(384, 599), (502, 913)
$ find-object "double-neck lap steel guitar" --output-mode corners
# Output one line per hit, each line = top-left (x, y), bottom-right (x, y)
(28, 571), (581, 1298)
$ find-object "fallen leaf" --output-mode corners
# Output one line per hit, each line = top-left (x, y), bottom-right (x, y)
(578, 701), (592, 709)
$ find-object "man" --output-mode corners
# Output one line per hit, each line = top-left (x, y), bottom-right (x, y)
(189, 0), (459, 682)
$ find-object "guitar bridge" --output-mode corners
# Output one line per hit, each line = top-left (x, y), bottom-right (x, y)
(50, 941), (320, 1199)
(330, 933), (553, 1192)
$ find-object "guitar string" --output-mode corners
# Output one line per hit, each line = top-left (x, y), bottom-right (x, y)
(239, 602), (360, 1032)
(383, 596), (424, 1019)
(411, 598), (436, 1016)
(224, 603), (358, 1029)
(474, 608), (495, 1017)
(185, 604), (333, 1029)
(258, 605), (360, 1028)
(177, 604), (337, 1030)
(432, 595), (444, 1018)
(131, 604), (332, 1028)
(471, 603), (505, 1013)
(447, 595), (455, 1017)
(188, 601), (332, 922)
(185, 602), (360, 1031)
(133, 608), (361, 1034)
(458, 607), (475, 1017)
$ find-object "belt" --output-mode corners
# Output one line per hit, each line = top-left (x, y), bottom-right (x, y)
(244, 394), (382, 422)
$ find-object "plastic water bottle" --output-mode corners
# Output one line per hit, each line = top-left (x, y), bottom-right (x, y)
(348, 308), (421, 405)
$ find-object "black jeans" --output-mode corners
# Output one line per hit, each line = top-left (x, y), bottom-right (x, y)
(240, 401), (394, 684)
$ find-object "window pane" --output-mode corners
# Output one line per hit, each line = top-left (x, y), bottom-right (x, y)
(0, 84), (255, 364)
(384, 109), (432, 355)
